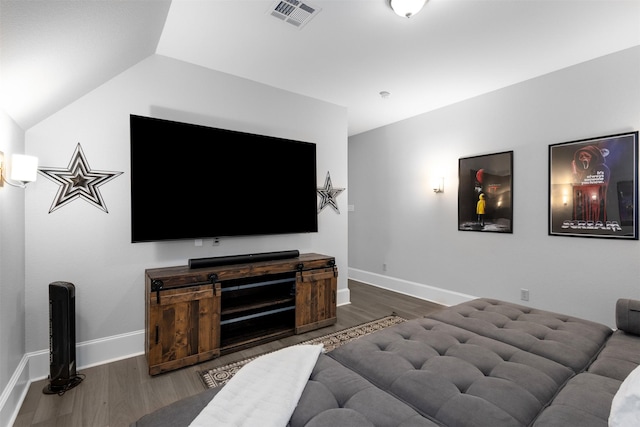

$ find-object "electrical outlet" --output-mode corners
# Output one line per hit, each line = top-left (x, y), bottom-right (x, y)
(520, 289), (529, 301)
(212, 237), (220, 246)
(382, 263), (387, 272)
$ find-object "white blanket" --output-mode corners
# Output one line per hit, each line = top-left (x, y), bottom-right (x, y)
(189, 344), (323, 427)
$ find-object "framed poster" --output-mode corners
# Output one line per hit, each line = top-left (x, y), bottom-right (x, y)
(458, 151), (513, 233)
(549, 131), (638, 239)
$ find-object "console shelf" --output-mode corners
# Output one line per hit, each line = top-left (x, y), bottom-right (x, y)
(221, 297), (295, 317)
(145, 253), (337, 375)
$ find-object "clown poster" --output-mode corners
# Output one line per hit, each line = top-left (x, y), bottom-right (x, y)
(549, 131), (638, 239)
(458, 151), (513, 233)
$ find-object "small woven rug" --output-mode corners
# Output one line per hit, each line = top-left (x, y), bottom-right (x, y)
(198, 314), (406, 389)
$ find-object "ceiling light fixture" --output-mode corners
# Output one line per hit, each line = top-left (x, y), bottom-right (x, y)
(389, 0), (427, 18)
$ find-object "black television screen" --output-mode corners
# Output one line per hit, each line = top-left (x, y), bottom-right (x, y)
(130, 115), (318, 242)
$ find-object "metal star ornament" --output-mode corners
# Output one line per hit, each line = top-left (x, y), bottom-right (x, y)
(317, 171), (344, 214)
(38, 143), (123, 213)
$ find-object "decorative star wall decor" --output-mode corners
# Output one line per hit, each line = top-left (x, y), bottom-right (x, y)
(38, 143), (123, 213)
(317, 171), (344, 214)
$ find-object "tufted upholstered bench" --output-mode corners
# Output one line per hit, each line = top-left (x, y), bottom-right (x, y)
(132, 298), (640, 427)
(533, 299), (640, 426)
(327, 298), (632, 427)
(329, 318), (576, 426)
(132, 354), (440, 427)
(289, 355), (440, 426)
(425, 298), (613, 373)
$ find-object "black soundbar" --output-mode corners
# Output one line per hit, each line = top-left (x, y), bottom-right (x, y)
(189, 250), (300, 269)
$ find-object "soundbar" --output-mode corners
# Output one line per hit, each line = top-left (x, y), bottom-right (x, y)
(189, 249), (300, 269)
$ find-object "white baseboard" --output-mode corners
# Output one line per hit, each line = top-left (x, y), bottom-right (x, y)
(336, 286), (350, 307)
(0, 354), (30, 427)
(1, 329), (145, 427)
(348, 267), (476, 307)
(27, 329), (146, 381)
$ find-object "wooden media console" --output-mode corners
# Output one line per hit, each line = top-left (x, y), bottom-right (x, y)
(144, 253), (337, 375)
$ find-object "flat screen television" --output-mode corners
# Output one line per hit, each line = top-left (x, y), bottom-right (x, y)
(130, 115), (318, 242)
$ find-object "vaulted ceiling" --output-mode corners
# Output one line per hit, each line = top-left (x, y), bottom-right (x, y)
(1, 0), (639, 135)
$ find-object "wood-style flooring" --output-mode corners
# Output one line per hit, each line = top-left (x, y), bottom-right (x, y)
(13, 280), (443, 427)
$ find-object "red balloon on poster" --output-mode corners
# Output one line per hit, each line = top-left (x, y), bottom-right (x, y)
(476, 169), (484, 183)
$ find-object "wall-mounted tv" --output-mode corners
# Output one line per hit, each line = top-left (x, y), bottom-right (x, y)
(130, 115), (318, 243)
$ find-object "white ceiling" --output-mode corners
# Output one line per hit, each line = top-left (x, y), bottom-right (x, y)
(1, 0), (639, 135)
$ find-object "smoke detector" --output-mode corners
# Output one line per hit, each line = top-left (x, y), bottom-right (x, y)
(269, 0), (321, 29)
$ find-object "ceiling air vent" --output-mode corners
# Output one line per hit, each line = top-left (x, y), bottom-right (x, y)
(269, 0), (321, 29)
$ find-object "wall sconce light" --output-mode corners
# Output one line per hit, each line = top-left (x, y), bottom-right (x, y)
(390, 0), (427, 18)
(0, 151), (39, 188)
(433, 177), (444, 194)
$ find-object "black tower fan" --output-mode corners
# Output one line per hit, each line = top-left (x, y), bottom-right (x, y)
(43, 281), (82, 394)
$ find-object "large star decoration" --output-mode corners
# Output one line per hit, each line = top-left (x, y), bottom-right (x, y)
(38, 143), (123, 213)
(317, 171), (344, 214)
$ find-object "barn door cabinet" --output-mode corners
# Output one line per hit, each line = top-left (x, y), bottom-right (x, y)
(296, 267), (338, 334)
(145, 253), (337, 375)
(145, 273), (222, 376)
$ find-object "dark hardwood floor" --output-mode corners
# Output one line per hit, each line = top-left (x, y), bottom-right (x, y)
(13, 280), (443, 427)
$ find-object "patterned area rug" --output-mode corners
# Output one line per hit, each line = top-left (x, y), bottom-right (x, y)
(198, 314), (406, 389)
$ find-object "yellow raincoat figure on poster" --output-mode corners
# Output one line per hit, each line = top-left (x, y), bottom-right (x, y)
(476, 193), (486, 227)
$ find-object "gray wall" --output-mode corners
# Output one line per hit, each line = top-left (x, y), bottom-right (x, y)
(348, 46), (640, 327)
(0, 110), (27, 424)
(23, 55), (348, 362)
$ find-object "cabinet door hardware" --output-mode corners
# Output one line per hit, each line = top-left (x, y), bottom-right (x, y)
(151, 279), (163, 304)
